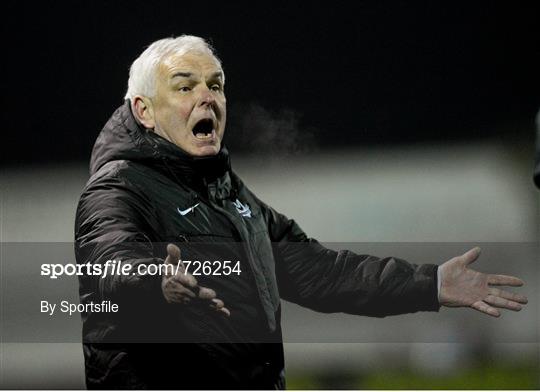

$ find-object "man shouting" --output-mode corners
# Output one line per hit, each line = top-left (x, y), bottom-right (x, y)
(75, 35), (527, 389)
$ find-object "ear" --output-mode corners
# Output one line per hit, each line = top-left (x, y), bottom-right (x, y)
(132, 95), (155, 129)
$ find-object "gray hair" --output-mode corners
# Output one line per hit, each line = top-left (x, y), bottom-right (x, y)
(124, 35), (223, 101)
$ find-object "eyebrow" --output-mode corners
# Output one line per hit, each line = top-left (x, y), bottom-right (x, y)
(209, 72), (224, 80)
(170, 71), (224, 80)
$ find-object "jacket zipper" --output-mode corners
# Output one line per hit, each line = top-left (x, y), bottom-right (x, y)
(205, 183), (276, 332)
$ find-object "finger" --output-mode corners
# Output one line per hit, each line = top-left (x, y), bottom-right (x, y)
(198, 287), (217, 300)
(210, 298), (224, 309)
(460, 247), (481, 266)
(488, 274), (524, 287)
(471, 300), (500, 317)
(488, 288), (528, 304)
(218, 306), (231, 317)
(484, 295), (523, 311)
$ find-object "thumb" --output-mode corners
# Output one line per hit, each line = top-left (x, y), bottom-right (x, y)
(460, 247), (481, 266)
(164, 243), (182, 278)
(166, 243), (181, 263)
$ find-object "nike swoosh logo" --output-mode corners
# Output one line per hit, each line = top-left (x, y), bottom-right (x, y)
(177, 203), (200, 216)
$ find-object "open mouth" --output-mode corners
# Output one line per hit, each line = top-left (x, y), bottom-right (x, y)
(192, 118), (215, 140)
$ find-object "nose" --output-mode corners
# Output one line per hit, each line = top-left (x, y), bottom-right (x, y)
(198, 87), (215, 108)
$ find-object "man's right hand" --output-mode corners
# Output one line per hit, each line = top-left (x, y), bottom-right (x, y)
(161, 243), (231, 317)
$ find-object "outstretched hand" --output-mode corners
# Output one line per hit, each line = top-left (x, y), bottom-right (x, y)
(161, 243), (231, 317)
(438, 247), (528, 317)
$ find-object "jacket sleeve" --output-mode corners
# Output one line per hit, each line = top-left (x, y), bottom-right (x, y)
(75, 171), (165, 311)
(261, 203), (440, 317)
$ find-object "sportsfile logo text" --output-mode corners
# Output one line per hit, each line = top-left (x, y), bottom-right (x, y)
(41, 259), (242, 279)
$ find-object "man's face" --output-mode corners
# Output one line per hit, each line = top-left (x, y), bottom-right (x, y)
(150, 51), (226, 156)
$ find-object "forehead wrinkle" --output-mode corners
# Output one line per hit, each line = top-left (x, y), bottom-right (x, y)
(170, 71), (193, 80)
(161, 52), (223, 79)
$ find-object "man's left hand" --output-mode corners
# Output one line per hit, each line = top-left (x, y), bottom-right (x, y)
(438, 247), (528, 317)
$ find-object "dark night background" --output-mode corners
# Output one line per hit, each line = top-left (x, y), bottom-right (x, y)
(4, 1), (540, 166)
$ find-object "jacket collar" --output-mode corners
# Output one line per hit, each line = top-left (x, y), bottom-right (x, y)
(91, 100), (233, 197)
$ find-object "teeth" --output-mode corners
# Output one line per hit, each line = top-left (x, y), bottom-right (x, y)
(195, 130), (215, 139)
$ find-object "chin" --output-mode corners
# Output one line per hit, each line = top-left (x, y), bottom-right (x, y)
(191, 144), (221, 157)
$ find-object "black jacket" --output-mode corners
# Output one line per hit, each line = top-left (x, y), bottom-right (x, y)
(75, 101), (440, 389)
